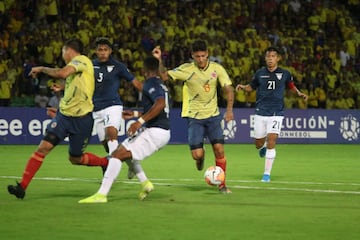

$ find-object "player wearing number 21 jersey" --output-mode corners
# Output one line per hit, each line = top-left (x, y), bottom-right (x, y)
(251, 64), (293, 116)
(236, 46), (308, 183)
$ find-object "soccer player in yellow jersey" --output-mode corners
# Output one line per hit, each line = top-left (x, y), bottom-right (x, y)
(153, 40), (234, 194)
(8, 39), (108, 199)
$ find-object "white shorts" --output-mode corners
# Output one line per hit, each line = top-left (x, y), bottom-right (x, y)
(122, 127), (170, 161)
(254, 114), (284, 139)
(93, 105), (123, 142)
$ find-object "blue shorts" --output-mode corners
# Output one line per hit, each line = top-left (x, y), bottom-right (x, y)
(45, 112), (94, 157)
(187, 115), (224, 150)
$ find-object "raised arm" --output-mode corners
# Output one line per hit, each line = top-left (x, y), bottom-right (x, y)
(152, 46), (169, 81)
(235, 83), (254, 92)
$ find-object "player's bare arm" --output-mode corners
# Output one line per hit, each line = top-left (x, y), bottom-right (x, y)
(152, 46), (168, 80)
(288, 82), (308, 101)
(46, 107), (58, 118)
(122, 109), (142, 120)
(294, 87), (308, 101)
(235, 84), (253, 92)
(30, 65), (76, 80)
(126, 97), (166, 137)
(132, 78), (143, 91)
(49, 79), (65, 92)
(224, 85), (234, 122)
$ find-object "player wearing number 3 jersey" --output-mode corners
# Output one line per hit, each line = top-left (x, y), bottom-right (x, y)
(236, 46), (308, 182)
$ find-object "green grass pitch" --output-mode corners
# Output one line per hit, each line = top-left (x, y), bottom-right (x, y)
(0, 144), (359, 240)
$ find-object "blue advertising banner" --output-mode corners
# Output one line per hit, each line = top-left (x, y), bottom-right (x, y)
(220, 108), (360, 144)
(0, 107), (359, 145)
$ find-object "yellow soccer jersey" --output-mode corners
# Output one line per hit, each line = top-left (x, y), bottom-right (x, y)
(169, 61), (232, 119)
(60, 55), (94, 117)
(181, 84), (189, 118)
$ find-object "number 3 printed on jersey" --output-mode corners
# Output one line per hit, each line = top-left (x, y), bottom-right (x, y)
(97, 72), (103, 82)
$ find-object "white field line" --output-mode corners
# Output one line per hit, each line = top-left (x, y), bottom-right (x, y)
(154, 178), (360, 186)
(2, 175), (360, 195)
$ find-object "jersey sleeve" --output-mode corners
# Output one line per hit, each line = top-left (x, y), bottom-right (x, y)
(148, 84), (165, 102)
(167, 63), (192, 81)
(249, 70), (260, 90)
(285, 71), (294, 85)
(216, 64), (232, 88)
(116, 61), (135, 82)
(68, 55), (89, 73)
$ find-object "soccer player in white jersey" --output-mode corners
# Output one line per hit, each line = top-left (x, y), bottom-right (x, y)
(236, 47), (308, 182)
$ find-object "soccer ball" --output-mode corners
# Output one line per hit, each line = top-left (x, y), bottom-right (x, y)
(204, 166), (225, 186)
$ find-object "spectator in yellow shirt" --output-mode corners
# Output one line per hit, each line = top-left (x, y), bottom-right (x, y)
(307, 83), (319, 108)
(0, 71), (12, 106)
(233, 76), (247, 108)
(315, 80), (327, 108)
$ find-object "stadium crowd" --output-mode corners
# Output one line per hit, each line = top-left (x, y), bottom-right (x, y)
(0, 0), (360, 109)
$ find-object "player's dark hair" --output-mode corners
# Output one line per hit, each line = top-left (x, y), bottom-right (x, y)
(64, 38), (84, 54)
(191, 40), (207, 52)
(95, 37), (113, 49)
(265, 46), (282, 55)
(144, 56), (159, 72)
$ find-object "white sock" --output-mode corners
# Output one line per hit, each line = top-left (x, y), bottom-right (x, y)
(98, 157), (122, 195)
(264, 148), (276, 175)
(107, 139), (118, 155)
(133, 160), (148, 183)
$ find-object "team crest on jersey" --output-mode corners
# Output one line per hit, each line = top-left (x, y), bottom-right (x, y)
(71, 60), (81, 66)
(51, 122), (57, 128)
(275, 73), (283, 80)
(149, 87), (155, 94)
(211, 72), (217, 78)
(107, 65), (114, 72)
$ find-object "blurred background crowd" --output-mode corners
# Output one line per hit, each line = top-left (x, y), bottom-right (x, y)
(0, 0), (360, 109)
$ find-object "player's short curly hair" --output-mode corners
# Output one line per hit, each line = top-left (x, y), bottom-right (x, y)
(191, 40), (207, 52)
(144, 56), (159, 72)
(95, 37), (113, 49)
